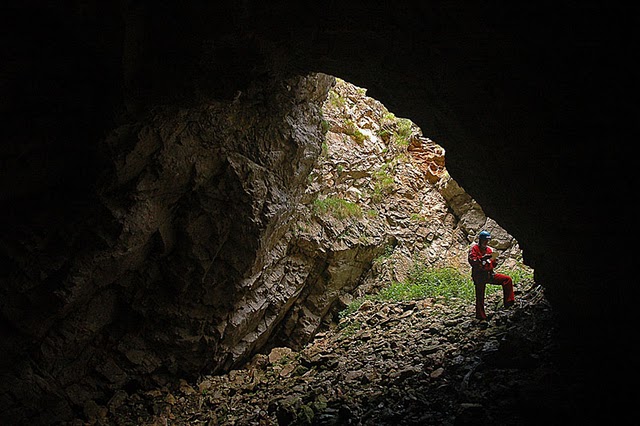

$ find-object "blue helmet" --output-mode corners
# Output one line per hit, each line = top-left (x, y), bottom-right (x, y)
(478, 230), (491, 240)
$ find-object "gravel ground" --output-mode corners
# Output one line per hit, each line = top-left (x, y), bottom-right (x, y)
(79, 283), (593, 425)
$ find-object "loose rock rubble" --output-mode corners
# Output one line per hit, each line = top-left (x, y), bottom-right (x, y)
(82, 282), (580, 425)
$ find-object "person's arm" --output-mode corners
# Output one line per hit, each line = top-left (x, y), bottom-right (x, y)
(468, 245), (486, 268)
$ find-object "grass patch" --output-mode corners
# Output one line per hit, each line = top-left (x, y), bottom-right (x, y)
(506, 266), (535, 284)
(340, 265), (534, 319)
(371, 165), (395, 202)
(393, 118), (413, 147)
(328, 90), (346, 109)
(321, 119), (330, 134)
(381, 266), (479, 302)
(410, 213), (427, 222)
(313, 197), (362, 220)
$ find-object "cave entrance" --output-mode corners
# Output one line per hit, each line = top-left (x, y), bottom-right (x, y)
(136, 76), (544, 425)
(309, 76), (534, 318)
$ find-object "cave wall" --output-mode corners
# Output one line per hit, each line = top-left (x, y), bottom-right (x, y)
(1, 69), (336, 421)
(1, 0), (632, 423)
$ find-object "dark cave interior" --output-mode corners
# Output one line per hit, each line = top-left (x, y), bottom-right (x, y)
(0, 1), (633, 423)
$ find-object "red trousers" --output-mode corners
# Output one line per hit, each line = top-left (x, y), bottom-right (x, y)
(473, 272), (514, 320)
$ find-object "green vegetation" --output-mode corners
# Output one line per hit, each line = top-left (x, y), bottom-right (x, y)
(371, 166), (395, 202)
(320, 119), (330, 134)
(339, 302), (366, 321)
(376, 112), (397, 141)
(372, 244), (395, 265)
(410, 213), (427, 222)
(339, 265), (534, 319)
(376, 113), (414, 147)
(366, 208), (378, 218)
(340, 320), (362, 336)
(503, 266), (534, 285)
(393, 118), (413, 147)
(328, 90), (346, 109)
(343, 119), (366, 145)
(382, 266), (479, 301)
(382, 112), (396, 121)
(313, 197), (363, 220)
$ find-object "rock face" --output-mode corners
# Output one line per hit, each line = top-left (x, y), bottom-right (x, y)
(0, 74), (336, 423)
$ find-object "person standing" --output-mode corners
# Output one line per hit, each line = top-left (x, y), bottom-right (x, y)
(468, 230), (515, 320)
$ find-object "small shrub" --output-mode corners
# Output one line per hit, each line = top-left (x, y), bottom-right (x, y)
(393, 118), (413, 147)
(410, 213), (426, 222)
(376, 127), (392, 140)
(382, 112), (396, 122)
(352, 129), (366, 145)
(320, 142), (329, 157)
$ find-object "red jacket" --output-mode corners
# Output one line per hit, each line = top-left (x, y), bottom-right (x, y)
(468, 243), (496, 275)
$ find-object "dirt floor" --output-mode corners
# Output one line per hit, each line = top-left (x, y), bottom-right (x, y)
(78, 283), (604, 425)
